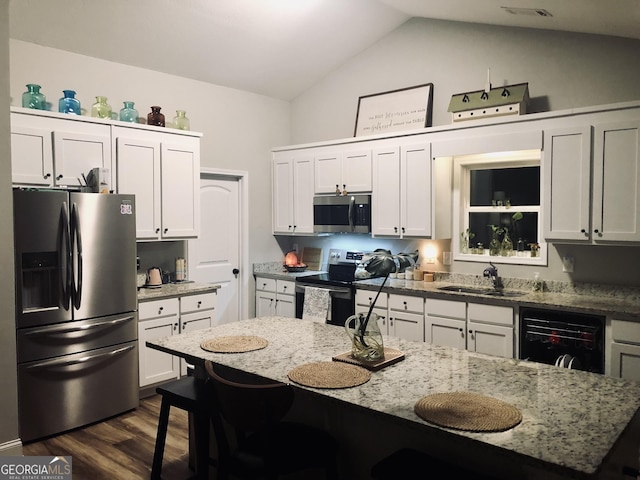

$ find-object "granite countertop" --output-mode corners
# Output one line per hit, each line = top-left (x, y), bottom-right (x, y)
(137, 282), (220, 301)
(354, 277), (640, 321)
(147, 316), (640, 478)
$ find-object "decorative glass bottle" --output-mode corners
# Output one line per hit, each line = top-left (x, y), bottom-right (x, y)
(119, 101), (138, 123)
(22, 84), (46, 110)
(147, 106), (165, 127)
(500, 230), (513, 256)
(488, 226), (501, 256)
(173, 110), (190, 130)
(91, 96), (112, 119)
(58, 90), (81, 115)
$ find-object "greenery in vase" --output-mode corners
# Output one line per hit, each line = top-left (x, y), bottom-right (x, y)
(460, 228), (475, 253)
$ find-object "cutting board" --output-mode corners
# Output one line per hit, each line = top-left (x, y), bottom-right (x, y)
(301, 247), (323, 271)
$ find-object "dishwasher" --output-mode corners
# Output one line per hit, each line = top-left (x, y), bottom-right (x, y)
(519, 307), (605, 374)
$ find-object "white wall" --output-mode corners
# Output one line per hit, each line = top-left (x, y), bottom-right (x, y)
(291, 17), (640, 144)
(0, 0), (20, 454)
(287, 18), (640, 286)
(9, 39), (290, 267)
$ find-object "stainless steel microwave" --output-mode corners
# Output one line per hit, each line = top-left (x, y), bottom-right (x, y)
(313, 195), (371, 233)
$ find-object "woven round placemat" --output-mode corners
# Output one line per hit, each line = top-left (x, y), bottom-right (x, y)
(200, 335), (268, 353)
(288, 361), (371, 389)
(414, 392), (522, 432)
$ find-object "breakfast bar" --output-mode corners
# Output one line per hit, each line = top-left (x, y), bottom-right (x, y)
(147, 316), (640, 480)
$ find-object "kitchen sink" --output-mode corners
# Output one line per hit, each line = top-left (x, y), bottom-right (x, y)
(437, 285), (525, 297)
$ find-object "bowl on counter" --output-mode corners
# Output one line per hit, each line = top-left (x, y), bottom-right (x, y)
(284, 264), (308, 272)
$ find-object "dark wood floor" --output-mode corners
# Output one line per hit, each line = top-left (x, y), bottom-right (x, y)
(23, 394), (195, 480)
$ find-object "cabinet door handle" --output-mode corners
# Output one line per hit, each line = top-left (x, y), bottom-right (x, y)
(163, 228), (168, 234)
(401, 227), (405, 234)
(44, 173), (51, 179)
(173, 323), (178, 331)
(394, 227), (398, 233)
(158, 306), (164, 314)
(155, 228), (160, 234)
(56, 174), (63, 180)
(197, 301), (202, 308)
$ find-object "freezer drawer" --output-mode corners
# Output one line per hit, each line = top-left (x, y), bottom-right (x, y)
(18, 340), (138, 442)
(17, 312), (137, 363)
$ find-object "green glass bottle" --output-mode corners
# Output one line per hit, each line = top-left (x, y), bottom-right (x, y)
(173, 110), (190, 130)
(91, 96), (112, 119)
(22, 84), (46, 110)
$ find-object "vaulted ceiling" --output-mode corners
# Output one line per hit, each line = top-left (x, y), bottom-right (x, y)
(9, 0), (640, 100)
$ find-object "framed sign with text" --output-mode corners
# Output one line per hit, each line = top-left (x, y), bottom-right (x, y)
(353, 83), (433, 137)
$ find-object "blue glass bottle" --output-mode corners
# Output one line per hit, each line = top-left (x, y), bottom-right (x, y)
(58, 90), (81, 115)
(119, 101), (138, 122)
(22, 84), (46, 110)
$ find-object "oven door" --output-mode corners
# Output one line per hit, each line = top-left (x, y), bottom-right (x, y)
(295, 283), (354, 327)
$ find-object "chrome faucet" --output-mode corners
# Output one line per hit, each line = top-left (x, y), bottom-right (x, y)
(483, 262), (499, 289)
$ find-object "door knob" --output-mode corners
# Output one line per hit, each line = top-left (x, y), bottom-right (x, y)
(232, 268), (240, 278)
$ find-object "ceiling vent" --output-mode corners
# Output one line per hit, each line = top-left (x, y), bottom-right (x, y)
(501, 6), (553, 17)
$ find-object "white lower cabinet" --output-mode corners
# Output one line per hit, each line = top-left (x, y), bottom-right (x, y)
(425, 298), (466, 349)
(138, 298), (180, 387)
(609, 319), (640, 381)
(355, 289), (388, 333)
(425, 298), (515, 358)
(466, 303), (514, 358)
(178, 293), (217, 375)
(388, 294), (425, 342)
(355, 290), (424, 342)
(138, 292), (217, 387)
(255, 277), (295, 317)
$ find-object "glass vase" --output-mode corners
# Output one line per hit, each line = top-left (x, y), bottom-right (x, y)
(173, 110), (190, 130)
(119, 101), (138, 123)
(58, 90), (81, 115)
(345, 312), (384, 362)
(501, 231), (513, 256)
(147, 106), (165, 127)
(22, 84), (46, 110)
(489, 233), (501, 256)
(91, 96), (112, 119)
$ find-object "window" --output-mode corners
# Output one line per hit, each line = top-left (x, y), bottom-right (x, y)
(452, 150), (546, 265)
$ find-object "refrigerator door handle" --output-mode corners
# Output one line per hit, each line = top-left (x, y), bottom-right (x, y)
(60, 202), (72, 310)
(25, 345), (135, 370)
(24, 315), (135, 336)
(71, 202), (83, 310)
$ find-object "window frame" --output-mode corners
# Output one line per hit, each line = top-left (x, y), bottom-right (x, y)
(452, 149), (547, 266)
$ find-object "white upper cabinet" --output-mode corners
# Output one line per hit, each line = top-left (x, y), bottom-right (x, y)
(11, 111), (111, 188)
(116, 137), (161, 239)
(11, 108), (201, 242)
(372, 138), (448, 239)
(272, 152), (314, 234)
(114, 126), (200, 240)
(314, 147), (372, 194)
(543, 115), (640, 243)
(592, 121), (640, 243)
(543, 126), (592, 241)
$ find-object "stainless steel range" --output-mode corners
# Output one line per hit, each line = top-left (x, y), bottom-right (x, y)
(295, 250), (365, 326)
(13, 189), (139, 442)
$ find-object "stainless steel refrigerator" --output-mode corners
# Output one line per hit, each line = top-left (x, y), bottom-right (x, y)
(13, 189), (139, 442)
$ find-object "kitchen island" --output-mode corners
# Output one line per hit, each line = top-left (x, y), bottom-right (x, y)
(147, 316), (640, 479)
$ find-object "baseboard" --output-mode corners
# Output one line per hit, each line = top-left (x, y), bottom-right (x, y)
(0, 439), (23, 456)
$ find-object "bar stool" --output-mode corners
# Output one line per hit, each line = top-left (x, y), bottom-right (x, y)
(371, 448), (498, 480)
(150, 375), (209, 480)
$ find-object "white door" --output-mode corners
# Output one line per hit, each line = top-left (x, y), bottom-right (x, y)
(188, 175), (241, 325)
